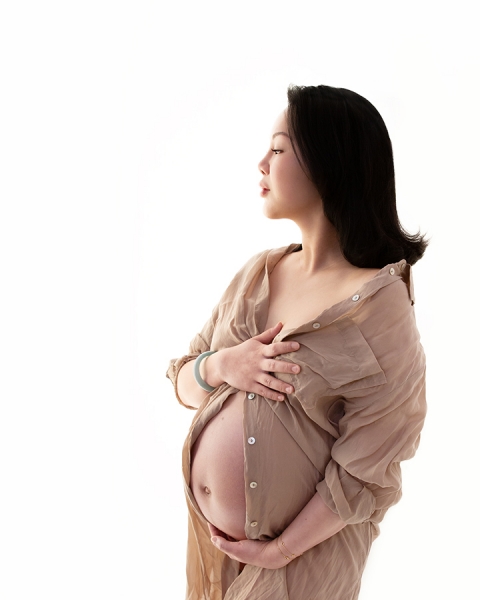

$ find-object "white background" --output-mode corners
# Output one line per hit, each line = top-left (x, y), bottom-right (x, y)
(1, 1), (479, 598)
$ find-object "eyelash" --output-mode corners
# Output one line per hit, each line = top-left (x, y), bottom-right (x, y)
(271, 148), (282, 155)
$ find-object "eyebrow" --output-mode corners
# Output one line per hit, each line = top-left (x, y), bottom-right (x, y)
(272, 131), (290, 140)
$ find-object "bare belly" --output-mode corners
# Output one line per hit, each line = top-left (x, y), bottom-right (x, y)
(190, 391), (247, 541)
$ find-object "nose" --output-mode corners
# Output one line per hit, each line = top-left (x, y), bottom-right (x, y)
(258, 152), (269, 175)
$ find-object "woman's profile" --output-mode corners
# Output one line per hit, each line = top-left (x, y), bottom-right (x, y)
(167, 84), (427, 600)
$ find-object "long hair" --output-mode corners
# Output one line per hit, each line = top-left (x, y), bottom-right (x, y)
(287, 85), (427, 267)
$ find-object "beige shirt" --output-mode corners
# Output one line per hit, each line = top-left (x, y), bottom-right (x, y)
(167, 244), (427, 600)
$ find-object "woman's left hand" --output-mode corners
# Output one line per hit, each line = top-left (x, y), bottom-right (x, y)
(208, 524), (287, 570)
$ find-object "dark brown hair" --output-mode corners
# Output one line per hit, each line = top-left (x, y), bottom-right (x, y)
(287, 85), (427, 267)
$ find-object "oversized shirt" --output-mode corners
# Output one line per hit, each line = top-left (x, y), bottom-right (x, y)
(167, 244), (427, 600)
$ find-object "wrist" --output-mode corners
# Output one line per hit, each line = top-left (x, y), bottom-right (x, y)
(275, 535), (300, 564)
(202, 350), (226, 388)
(266, 538), (292, 569)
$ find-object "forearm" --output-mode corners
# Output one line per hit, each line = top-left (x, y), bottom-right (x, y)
(176, 359), (210, 409)
(210, 491), (347, 569)
(280, 493), (347, 558)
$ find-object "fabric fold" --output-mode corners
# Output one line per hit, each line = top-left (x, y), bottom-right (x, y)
(166, 245), (426, 600)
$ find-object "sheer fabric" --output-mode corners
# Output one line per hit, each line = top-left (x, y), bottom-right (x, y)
(167, 244), (426, 600)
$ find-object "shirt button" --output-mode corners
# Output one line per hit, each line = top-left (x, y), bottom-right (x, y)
(250, 481), (258, 489)
(248, 437), (256, 445)
(312, 322), (320, 329)
(250, 521), (258, 527)
(247, 393), (256, 400)
(389, 267), (395, 275)
(352, 294), (360, 302)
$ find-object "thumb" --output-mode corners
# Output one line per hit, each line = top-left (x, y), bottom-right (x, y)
(211, 536), (232, 553)
(253, 321), (283, 344)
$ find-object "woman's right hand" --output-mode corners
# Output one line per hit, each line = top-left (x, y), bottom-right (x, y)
(204, 322), (301, 401)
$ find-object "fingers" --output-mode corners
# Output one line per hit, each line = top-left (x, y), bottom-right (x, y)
(266, 340), (300, 357)
(255, 354), (301, 399)
(211, 536), (240, 557)
(211, 537), (253, 564)
(208, 523), (224, 538)
(210, 537), (276, 569)
(263, 358), (300, 376)
(253, 322), (283, 344)
(253, 382), (290, 402)
(226, 327), (301, 402)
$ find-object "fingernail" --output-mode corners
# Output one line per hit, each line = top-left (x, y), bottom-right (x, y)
(291, 342), (300, 350)
(286, 386), (293, 393)
(292, 366), (300, 373)
(211, 537), (218, 545)
(278, 395), (284, 401)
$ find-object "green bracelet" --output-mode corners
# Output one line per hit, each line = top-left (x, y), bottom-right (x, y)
(193, 351), (217, 392)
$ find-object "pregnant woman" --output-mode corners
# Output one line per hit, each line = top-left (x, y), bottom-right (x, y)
(167, 85), (427, 600)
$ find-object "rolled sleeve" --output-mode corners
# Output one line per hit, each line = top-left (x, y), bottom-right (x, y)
(166, 339), (209, 409)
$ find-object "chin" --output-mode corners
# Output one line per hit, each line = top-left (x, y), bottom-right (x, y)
(263, 209), (289, 222)
(263, 204), (283, 220)
(263, 211), (281, 221)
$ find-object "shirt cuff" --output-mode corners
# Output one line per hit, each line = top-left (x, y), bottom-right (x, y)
(316, 461), (377, 525)
(166, 354), (200, 410)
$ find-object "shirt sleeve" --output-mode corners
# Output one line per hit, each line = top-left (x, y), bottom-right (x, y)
(302, 276), (427, 525)
(315, 365), (426, 524)
(166, 249), (268, 408)
(166, 309), (219, 409)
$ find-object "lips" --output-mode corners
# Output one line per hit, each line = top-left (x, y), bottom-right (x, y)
(259, 181), (270, 195)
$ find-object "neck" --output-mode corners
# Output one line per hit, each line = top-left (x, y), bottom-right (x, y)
(293, 213), (351, 274)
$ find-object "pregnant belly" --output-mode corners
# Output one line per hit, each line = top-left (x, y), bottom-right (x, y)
(190, 391), (247, 541)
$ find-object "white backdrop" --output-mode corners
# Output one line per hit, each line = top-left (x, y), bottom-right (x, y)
(1, 1), (479, 598)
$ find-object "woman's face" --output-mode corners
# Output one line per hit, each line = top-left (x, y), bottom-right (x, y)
(258, 110), (323, 222)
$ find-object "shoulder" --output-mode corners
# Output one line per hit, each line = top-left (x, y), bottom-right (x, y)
(358, 260), (415, 314)
(355, 261), (417, 326)
(228, 245), (295, 287)
(214, 246), (283, 304)
(353, 261), (424, 379)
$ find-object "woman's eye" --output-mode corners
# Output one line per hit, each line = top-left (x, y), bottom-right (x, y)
(271, 148), (282, 155)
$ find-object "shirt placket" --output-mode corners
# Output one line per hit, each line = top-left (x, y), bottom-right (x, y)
(243, 390), (263, 537)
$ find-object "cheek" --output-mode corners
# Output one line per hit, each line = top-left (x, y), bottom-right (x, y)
(271, 164), (297, 196)
(291, 163), (319, 198)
